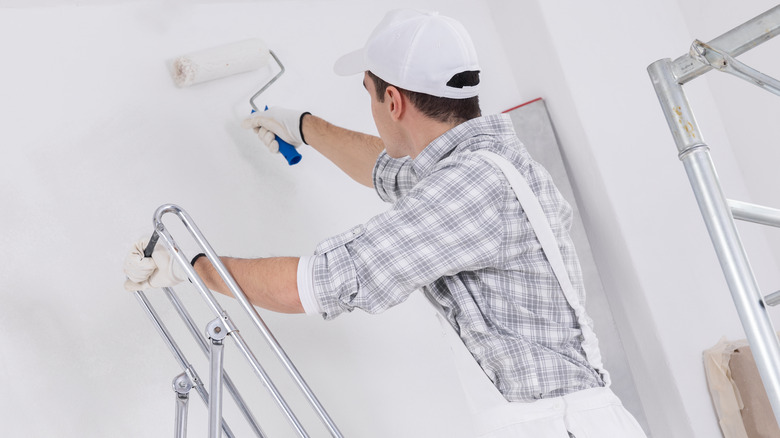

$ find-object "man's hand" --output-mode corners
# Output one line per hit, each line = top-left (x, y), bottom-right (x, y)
(242, 107), (310, 153)
(123, 238), (187, 291)
(245, 109), (383, 187)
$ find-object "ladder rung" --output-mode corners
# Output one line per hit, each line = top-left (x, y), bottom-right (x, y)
(728, 199), (780, 228)
(765, 290), (780, 307)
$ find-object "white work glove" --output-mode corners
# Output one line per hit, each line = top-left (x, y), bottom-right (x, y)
(123, 237), (188, 291)
(241, 107), (310, 153)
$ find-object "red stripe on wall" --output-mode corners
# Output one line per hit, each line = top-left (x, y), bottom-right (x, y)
(502, 97), (543, 113)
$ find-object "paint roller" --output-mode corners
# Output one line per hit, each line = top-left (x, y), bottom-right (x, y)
(172, 38), (302, 165)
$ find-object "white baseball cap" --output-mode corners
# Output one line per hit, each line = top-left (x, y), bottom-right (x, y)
(334, 9), (480, 99)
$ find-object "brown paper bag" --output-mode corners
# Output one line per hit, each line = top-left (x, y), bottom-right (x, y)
(704, 337), (780, 437)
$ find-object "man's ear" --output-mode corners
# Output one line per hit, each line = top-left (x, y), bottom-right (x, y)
(386, 86), (405, 121)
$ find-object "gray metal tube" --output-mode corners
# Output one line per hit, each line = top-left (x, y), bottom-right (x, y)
(682, 151), (780, 418)
(154, 226), (309, 438)
(175, 395), (188, 438)
(207, 319), (227, 438)
(151, 205), (321, 438)
(135, 291), (236, 438)
(765, 291), (780, 307)
(164, 288), (267, 438)
(153, 204), (343, 438)
(136, 291), (192, 371)
(648, 59), (707, 156)
(729, 200), (780, 228)
(689, 39), (780, 96)
(649, 58), (780, 424)
(672, 5), (780, 84)
(173, 373), (192, 438)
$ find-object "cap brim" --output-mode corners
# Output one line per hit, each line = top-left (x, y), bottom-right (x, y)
(334, 48), (366, 76)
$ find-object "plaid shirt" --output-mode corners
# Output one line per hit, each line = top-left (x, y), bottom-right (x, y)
(299, 114), (604, 401)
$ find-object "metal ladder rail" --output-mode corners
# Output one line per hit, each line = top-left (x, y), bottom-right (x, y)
(135, 289), (240, 438)
(138, 204), (344, 438)
(161, 285), (268, 438)
(647, 5), (780, 424)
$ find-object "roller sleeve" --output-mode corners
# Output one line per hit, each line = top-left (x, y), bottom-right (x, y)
(172, 38), (270, 87)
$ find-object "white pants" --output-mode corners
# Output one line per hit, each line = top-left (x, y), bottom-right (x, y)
(474, 387), (646, 437)
(433, 305), (647, 438)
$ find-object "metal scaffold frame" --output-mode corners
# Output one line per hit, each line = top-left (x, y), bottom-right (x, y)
(134, 204), (344, 438)
(647, 5), (780, 425)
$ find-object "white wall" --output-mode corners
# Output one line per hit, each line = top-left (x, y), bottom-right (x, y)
(487, 0), (780, 437)
(2, 0), (779, 437)
(0, 1), (521, 437)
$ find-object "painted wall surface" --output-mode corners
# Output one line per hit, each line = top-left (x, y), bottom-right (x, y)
(0, 1), (520, 437)
(2, 0), (778, 437)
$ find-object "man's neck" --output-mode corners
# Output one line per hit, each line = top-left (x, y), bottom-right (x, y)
(406, 117), (460, 159)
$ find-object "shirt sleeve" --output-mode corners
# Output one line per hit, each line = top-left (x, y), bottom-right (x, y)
(311, 155), (507, 320)
(296, 255), (322, 316)
(372, 151), (418, 203)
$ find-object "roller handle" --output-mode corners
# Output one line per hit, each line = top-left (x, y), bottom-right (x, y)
(249, 107), (302, 166)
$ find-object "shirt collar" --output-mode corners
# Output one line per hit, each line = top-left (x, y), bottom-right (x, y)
(411, 114), (516, 178)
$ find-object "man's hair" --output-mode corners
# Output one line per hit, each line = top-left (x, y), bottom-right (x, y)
(367, 71), (481, 125)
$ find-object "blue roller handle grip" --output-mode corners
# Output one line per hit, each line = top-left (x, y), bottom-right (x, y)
(277, 137), (302, 165)
(250, 107), (302, 166)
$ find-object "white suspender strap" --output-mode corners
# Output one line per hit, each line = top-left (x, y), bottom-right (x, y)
(473, 150), (610, 386)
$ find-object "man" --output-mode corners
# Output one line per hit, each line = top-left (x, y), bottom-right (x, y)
(125, 9), (647, 437)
